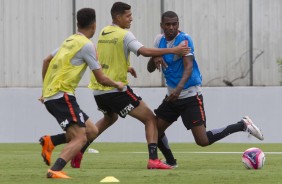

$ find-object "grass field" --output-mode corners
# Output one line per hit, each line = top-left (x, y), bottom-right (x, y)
(0, 143), (282, 184)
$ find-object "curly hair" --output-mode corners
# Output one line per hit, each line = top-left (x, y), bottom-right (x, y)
(161, 11), (178, 22)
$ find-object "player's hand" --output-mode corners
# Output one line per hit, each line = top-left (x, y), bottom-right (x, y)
(116, 82), (125, 91)
(174, 44), (191, 55)
(128, 66), (137, 78)
(153, 56), (168, 71)
(165, 88), (181, 102)
(38, 96), (44, 104)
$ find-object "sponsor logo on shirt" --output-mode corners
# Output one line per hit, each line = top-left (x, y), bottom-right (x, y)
(101, 30), (116, 36)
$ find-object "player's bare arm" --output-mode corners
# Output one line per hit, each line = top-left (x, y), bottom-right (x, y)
(38, 54), (54, 103)
(92, 69), (125, 91)
(42, 54), (53, 81)
(147, 56), (168, 73)
(137, 44), (189, 57)
(128, 66), (137, 78)
(166, 55), (193, 102)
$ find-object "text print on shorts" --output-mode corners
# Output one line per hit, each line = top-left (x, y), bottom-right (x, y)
(120, 104), (134, 117)
(60, 112), (85, 129)
(60, 119), (69, 129)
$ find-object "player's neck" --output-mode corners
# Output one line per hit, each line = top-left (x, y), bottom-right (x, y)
(77, 29), (91, 39)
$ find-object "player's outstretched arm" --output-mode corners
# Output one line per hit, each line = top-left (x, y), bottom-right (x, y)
(138, 44), (189, 57)
(92, 69), (124, 91)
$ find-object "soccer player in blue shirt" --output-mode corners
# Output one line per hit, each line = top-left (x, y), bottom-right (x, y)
(147, 11), (264, 167)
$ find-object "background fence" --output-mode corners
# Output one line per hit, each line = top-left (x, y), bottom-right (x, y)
(0, 0), (281, 87)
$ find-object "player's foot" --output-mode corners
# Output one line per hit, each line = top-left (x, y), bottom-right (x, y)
(161, 159), (178, 168)
(39, 135), (55, 166)
(47, 169), (70, 179)
(71, 151), (83, 168)
(147, 159), (173, 169)
(242, 116), (264, 140)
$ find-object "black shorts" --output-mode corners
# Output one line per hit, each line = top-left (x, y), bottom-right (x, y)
(94, 86), (142, 118)
(44, 93), (89, 131)
(154, 94), (206, 130)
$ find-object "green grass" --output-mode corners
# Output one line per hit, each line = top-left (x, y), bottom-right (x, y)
(0, 143), (282, 184)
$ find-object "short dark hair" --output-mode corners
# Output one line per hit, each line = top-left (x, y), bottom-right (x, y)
(77, 8), (96, 29)
(161, 11), (178, 22)
(111, 2), (131, 19)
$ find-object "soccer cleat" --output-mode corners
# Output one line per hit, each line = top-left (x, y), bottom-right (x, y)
(39, 135), (55, 166)
(161, 159), (178, 168)
(147, 159), (173, 169)
(71, 151), (83, 168)
(242, 116), (264, 141)
(47, 169), (70, 179)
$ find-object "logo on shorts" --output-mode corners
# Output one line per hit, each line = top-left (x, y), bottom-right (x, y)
(120, 104), (134, 117)
(60, 119), (69, 129)
(98, 108), (107, 114)
(192, 120), (200, 124)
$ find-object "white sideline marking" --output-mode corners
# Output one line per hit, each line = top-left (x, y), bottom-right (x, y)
(120, 151), (282, 154)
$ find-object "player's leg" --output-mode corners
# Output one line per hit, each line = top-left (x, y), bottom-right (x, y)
(39, 133), (66, 166)
(71, 118), (99, 168)
(95, 113), (118, 136)
(72, 92), (120, 168)
(193, 117), (263, 146)
(188, 94), (263, 146)
(71, 113), (118, 168)
(129, 101), (158, 144)
(157, 118), (177, 167)
(129, 101), (157, 149)
(44, 94), (88, 178)
(154, 96), (180, 167)
(129, 101), (172, 169)
(47, 124), (87, 178)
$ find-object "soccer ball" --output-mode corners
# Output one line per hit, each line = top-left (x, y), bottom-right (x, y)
(242, 147), (265, 169)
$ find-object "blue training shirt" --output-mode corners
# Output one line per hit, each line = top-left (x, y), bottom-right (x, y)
(157, 31), (202, 89)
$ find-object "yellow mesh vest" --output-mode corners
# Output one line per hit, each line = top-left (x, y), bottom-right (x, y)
(88, 26), (130, 90)
(43, 34), (91, 97)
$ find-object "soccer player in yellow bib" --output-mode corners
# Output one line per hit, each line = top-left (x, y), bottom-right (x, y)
(85, 2), (188, 169)
(40, 8), (124, 178)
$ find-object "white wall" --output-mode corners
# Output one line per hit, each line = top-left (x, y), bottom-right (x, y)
(1, 0), (282, 87)
(0, 87), (281, 143)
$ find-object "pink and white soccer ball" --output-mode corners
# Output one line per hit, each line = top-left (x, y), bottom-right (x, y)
(242, 147), (265, 169)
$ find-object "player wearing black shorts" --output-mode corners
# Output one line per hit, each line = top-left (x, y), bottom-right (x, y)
(49, 2), (188, 169)
(40, 8), (124, 178)
(94, 86), (142, 118)
(76, 2), (189, 170)
(148, 11), (264, 168)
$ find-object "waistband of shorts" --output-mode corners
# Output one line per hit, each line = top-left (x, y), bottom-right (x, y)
(93, 86), (128, 96)
(167, 85), (202, 99)
(44, 92), (74, 102)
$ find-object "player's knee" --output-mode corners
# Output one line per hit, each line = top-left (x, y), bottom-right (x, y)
(86, 125), (99, 141)
(195, 139), (209, 147)
(143, 113), (157, 125)
(78, 134), (88, 146)
(106, 113), (118, 125)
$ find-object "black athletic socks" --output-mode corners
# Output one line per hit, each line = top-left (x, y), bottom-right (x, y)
(50, 158), (67, 171)
(50, 133), (66, 146)
(158, 133), (176, 165)
(81, 141), (92, 154)
(207, 121), (245, 145)
(148, 143), (158, 160)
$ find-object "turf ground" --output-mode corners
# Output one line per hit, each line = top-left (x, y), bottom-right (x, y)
(0, 143), (281, 184)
